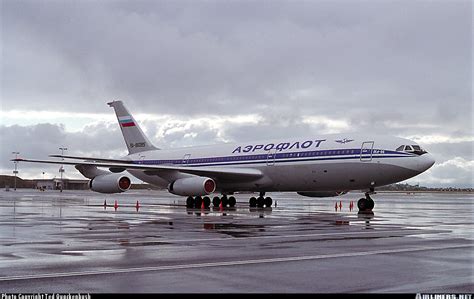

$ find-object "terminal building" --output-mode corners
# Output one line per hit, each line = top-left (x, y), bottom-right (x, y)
(35, 179), (89, 191)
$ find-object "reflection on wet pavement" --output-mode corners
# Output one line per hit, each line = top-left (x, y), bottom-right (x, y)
(0, 189), (472, 292)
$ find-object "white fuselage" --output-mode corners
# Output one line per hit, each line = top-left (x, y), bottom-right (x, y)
(124, 133), (435, 194)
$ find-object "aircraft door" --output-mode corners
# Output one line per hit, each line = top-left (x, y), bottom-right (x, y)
(360, 141), (374, 162)
(266, 149), (276, 166)
(182, 154), (191, 165)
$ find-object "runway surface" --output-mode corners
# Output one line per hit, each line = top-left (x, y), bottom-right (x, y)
(0, 189), (472, 293)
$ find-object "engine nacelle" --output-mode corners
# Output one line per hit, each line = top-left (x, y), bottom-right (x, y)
(168, 176), (216, 196)
(297, 191), (347, 198)
(89, 173), (131, 194)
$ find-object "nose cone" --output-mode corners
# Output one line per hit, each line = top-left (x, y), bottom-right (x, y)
(417, 153), (435, 173)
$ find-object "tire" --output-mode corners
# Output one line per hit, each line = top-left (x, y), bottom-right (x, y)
(357, 198), (367, 211)
(257, 196), (265, 208)
(221, 196), (228, 207)
(264, 197), (272, 207)
(203, 196), (211, 208)
(249, 197), (257, 207)
(228, 196), (236, 207)
(195, 196), (203, 208)
(213, 196), (221, 207)
(366, 198), (375, 210)
(186, 196), (194, 208)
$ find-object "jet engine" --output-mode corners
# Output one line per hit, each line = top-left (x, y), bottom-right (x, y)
(297, 191), (347, 198)
(89, 173), (132, 194)
(168, 176), (216, 196)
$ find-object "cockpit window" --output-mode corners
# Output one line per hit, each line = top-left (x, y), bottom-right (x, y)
(396, 144), (427, 155)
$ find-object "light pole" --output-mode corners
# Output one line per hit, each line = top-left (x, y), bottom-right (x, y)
(59, 147), (67, 192)
(12, 152), (19, 191)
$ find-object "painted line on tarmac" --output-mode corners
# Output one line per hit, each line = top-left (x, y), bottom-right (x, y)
(59, 229), (424, 245)
(0, 244), (471, 282)
(122, 229), (429, 245)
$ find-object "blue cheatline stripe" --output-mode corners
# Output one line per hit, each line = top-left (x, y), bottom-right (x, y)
(131, 148), (415, 167)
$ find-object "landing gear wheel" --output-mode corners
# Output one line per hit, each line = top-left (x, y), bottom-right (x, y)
(186, 196), (194, 208)
(366, 198), (374, 210)
(221, 196), (228, 207)
(194, 196), (203, 208)
(357, 198), (368, 211)
(249, 197), (257, 207)
(264, 197), (272, 208)
(212, 196), (221, 207)
(228, 196), (236, 207)
(257, 196), (265, 208)
(203, 196), (211, 208)
(357, 196), (375, 212)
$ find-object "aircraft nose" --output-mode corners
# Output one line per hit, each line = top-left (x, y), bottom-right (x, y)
(418, 153), (435, 173)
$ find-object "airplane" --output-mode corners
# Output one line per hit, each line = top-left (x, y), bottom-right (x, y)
(13, 100), (435, 212)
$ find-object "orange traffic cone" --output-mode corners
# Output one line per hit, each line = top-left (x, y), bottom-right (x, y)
(114, 200), (118, 211)
(335, 202), (338, 211)
(136, 200), (140, 212)
(339, 201), (342, 210)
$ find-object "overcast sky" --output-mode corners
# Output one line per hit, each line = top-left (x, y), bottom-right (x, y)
(1, 0), (472, 188)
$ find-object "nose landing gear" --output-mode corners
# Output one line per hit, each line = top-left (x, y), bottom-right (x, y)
(357, 189), (375, 213)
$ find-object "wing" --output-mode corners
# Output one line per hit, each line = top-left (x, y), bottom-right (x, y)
(12, 158), (263, 182)
(48, 154), (133, 164)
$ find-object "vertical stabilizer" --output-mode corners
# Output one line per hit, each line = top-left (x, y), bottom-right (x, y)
(107, 100), (158, 154)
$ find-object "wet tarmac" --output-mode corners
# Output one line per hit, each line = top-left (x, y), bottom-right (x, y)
(0, 189), (472, 293)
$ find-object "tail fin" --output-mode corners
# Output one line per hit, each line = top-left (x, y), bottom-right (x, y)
(107, 100), (158, 154)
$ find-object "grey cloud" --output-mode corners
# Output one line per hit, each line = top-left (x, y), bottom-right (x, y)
(0, 123), (126, 177)
(423, 142), (473, 164)
(414, 158), (474, 188)
(3, 1), (470, 118)
(1, 124), (66, 159)
(1, 124), (70, 178)
(153, 121), (222, 148)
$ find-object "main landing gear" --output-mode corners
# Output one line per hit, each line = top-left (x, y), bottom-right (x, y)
(249, 192), (273, 208)
(186, 192), (273, 209)
(357, 189), (375, 213)
(186, 195), (236, 209)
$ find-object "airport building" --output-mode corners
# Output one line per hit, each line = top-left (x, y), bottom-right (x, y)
(35, 178), (89, 190)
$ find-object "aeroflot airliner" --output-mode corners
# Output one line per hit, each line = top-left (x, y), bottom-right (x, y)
(14, 100), (435, 212)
